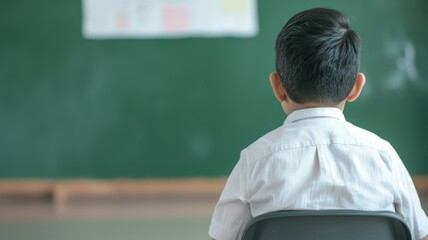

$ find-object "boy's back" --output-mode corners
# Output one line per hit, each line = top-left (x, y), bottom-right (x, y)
(209, 8), (428, 240)
(245, 108), (398, 218)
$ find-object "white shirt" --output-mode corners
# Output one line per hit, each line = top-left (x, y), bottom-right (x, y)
(209, 107), (428, 240)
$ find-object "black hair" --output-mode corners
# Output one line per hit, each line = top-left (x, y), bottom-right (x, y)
(275, 8), (361, 104)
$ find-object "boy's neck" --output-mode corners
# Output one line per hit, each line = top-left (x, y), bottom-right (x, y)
(283, 100), (346, 115)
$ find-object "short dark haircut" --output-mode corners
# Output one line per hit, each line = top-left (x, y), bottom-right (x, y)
(275, 8), (361, 104)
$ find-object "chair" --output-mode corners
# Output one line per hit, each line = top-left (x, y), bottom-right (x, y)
(241, 210), (411, 240)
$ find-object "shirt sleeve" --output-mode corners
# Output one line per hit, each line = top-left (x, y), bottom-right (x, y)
(209, 153), (252, 240)
(390, 149), (428, 240)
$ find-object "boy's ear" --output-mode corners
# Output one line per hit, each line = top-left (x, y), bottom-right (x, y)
(269, 72), (287, 102)
(347, 73), (366, 102)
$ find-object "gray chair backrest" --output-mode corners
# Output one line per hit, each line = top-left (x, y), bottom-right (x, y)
(242, 210), (411, 240)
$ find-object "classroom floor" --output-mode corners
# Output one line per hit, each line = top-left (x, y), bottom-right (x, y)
(1, 191), (428, 240)
(0, 195), (217, 240)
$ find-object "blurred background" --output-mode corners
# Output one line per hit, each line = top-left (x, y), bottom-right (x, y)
(0, 0), (427, 239)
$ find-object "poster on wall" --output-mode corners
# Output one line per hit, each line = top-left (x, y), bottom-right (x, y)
(82, 0), (258, 39)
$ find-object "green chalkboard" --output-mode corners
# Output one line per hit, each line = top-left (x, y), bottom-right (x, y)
(0, 0), (427, 178)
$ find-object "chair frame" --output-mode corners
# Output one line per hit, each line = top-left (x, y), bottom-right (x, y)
(242, 210), (411, 240)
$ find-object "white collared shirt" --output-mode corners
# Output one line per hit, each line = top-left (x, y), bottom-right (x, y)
(209, 108), (428, 240)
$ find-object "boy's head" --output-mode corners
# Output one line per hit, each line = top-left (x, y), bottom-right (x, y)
(271, 8), (365, 111)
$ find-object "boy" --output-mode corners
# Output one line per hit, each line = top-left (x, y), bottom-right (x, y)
(209, 8), (428, 240)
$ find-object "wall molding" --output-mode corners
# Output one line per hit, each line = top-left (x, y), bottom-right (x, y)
(1, 176), (427, 204)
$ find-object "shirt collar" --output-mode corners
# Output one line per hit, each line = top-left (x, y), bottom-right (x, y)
(284, 107), (346, 125)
